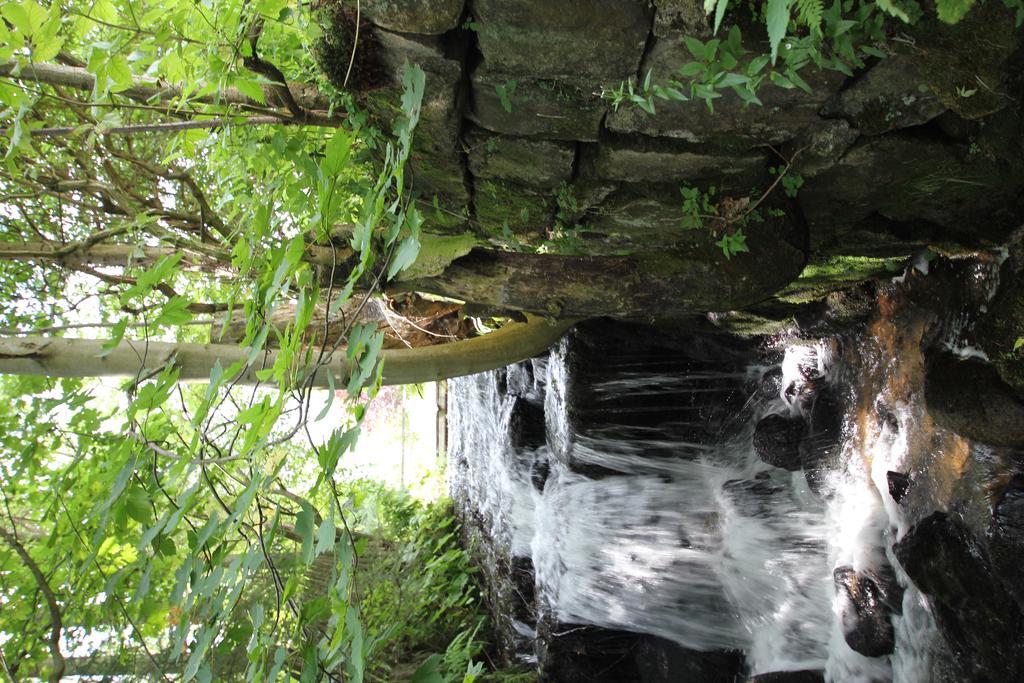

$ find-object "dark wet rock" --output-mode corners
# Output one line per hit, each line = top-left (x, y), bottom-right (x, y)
(906, 1), (1023, 120)
(466, 127), (575, 190)
(633, 636), (746, 683)
(530, 456), (550, 492)
(987, 475), (1024, 614)
(508, 397), (546, 451)
(361, 0), (464, 34)
(606, 34), (844, 145)
(833, 566), (898, 657)
(753, 413), (806, 473)
(723, 478), (787, 519)
(792, 119), (861, 179)
(753, 414), (807, 471)
(887, 471), (910, 504)
(821, 54), (946, 136)
(748, 671), (825, 683)
(509, 556), (536, 621)
(800, 135), (1024, 256)
(469, 67), (607, 141)
(895, 512), (1024, 681)
(535, 617), (642, 683)
(925, 353), (1024, 447)
(494, 367), (508, 395)
(473, 0), (651, 81)
(801, 389), (843, 467)
(506, 361), (537, 400)
(977, 260), (1024, 394)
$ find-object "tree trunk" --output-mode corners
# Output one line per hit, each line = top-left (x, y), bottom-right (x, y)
(0, 316), (575, 386)
(398, 238), (806, 318)
(212, 296), (471, 350)
(0, 61), (339, 125)
(0, 240), (349, 270)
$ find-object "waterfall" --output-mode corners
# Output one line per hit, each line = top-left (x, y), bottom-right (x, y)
(448, 257), (1008, 682)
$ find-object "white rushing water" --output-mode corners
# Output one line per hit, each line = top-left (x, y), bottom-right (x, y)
(449, 330), (945, 681)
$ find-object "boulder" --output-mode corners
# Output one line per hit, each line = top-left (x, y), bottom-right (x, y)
(821, 54), (946, 136)
(606, 34), (845, 146)
(535, 618), (644, 683)
(791, 119), (861, 179)
(633, 636), (746, 682)
(800, 389), (842, 467)
(886, 471), (910, 504)
(925, 353), (1024, 447)
(748, 672), (824, 683)
(987, 475), (1024, 614)
(976, 261), (1024, 394)
(752, 413), (806, 471)
(473, 0), (652, 81)
(469, 66), (607, 141)
(466, 127), (575, 190)
(372, 30), (471, 213)
(508, 396), (546, 451)
(833, 566), (900, 657)
(473, 178), (555, 238)
(589, 138), (767, 189)
(800, 134), (1024, 255)
(361, 0), (464, 34)
(895, 512), (1024, 681)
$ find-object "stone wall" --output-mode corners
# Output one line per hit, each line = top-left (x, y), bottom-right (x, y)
(343, 0), (1024, 275)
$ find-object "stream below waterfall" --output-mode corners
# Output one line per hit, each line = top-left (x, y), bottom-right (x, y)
(447, 254), (1024, 683)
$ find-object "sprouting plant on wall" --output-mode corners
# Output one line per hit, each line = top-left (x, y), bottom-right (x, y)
(495, 79), (518, 113)
(716, 230), (751, 258)
(777, 166), (805, 197)
(604, 0), (1022, 114)
(681, 185), (719, 229)
(679, 149), (806, 259)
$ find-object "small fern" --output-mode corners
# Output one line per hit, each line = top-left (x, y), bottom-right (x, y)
(796, 0), (824, 36)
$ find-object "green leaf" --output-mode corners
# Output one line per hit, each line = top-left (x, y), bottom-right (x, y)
(387, 234), (422, 280)
(683, 36), (708, 61)
(314, 516), (335, 558)
(678, 61), (706, 78)
(713, 0), (730, 33)
(124, 485), (153, 525)
(153, 297), (194, 327)
(936, 0), (975, 23)
(106, 56), (134, 93)
(234, 78), (266, 104)
(296, 501), (316, 565)
(322, 129), (353, 177)
(411, 654), (444, 683)
(766, 0), (793, 64)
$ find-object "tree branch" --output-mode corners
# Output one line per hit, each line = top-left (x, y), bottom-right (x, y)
(0, 527), (65, 682)
(0, 61), (344, 127)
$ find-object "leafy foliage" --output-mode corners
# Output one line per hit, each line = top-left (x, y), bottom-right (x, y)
(605, 0), (1019, 114)
(0, 0), (478, 680)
